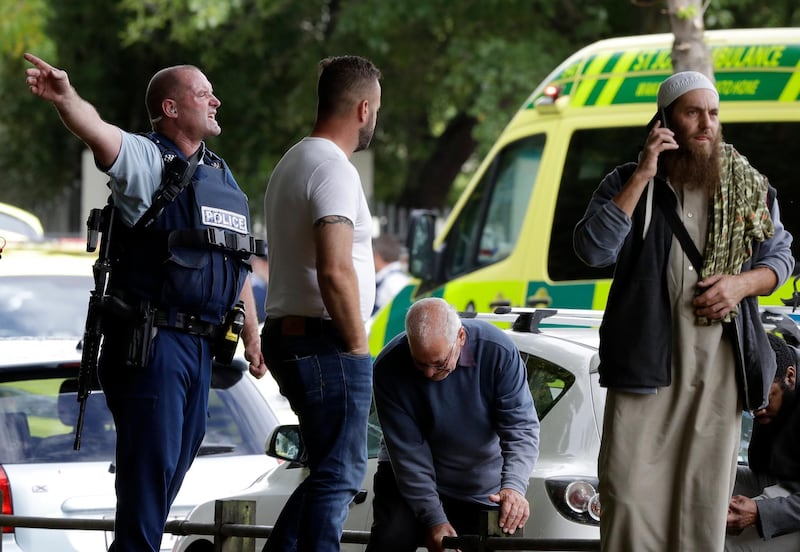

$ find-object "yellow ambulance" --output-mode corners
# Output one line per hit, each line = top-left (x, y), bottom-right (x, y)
(369, 27), (800, 355)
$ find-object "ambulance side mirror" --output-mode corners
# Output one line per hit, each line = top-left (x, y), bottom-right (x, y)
(407, 210), (437, 282)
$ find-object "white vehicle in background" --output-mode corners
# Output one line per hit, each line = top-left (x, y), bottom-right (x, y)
(173, 306), (800, 552)
(0, 203), (44, 244)
(0, 244), (97, 339)
(0, 349), (281, 552)
(174, 309), (606, 552)
(0, 244), (283, 552)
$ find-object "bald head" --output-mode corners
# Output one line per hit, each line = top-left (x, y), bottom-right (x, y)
(145, 65), (200, 129)
(405, 298), (461, 348)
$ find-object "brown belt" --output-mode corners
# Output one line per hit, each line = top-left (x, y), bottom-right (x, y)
(265, 316), (337, 337)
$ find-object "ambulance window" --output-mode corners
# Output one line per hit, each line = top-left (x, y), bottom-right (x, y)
(549, 127), (640, 281)
(442, 135), (544, 281)
(549, 122), (800, 282)
(722, 122), (800, 263)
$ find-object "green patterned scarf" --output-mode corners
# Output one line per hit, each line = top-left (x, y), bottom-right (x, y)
(697, 143), (774, 325)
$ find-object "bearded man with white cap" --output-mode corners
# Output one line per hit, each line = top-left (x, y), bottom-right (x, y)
(574, 71), (794, 550)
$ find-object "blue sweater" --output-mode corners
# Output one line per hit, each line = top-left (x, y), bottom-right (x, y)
(373, 320), (540, 528)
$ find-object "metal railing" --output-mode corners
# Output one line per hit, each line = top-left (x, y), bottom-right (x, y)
(0, 501), (600, 551)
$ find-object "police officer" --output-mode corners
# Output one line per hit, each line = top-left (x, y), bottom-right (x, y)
(24, 53), (267, 552)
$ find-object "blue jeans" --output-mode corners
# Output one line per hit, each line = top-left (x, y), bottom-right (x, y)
(262, 320), (372, 552)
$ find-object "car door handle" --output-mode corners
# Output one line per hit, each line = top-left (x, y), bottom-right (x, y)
(352, 489), (368, 505)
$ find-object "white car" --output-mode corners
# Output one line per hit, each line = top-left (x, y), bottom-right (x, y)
(0, 245), (97, 339)
(0, 203), (44, 244)
(173, 306), (800, 551)
(0, 340), (282, 552)
(173, 309), (606, 551)
(0, 246), (282, 552)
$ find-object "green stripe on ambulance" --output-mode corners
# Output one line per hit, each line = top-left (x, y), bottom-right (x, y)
(527, 42), (800, 108)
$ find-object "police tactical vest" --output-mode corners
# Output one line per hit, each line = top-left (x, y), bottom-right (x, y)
(108, 133), (253, 325)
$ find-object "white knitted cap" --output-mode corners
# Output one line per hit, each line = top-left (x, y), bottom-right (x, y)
(657, 71), (718, 109)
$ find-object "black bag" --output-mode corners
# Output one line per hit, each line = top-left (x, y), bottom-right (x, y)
(654, 183), (776, 411)
(722, 294), (776, 411)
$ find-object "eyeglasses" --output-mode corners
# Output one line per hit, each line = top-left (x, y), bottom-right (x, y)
(415, 333), (459, 373)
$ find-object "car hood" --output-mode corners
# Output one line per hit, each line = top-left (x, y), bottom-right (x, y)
(0, 338), (82, 366)
(5, 455), (278, 552)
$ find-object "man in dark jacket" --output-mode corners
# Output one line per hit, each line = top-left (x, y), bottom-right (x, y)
(726, 332), (800, 550)
(573, 71), (794, 551)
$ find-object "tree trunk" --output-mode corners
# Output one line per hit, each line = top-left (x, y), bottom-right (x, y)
(400, 112), (478, 209)
(666, 0), (713, 78)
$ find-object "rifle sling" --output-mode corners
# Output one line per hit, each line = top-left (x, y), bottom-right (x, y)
(133, 145), (202, 230)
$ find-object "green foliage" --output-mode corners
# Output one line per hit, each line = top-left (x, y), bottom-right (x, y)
(0, 0), (54, 60)
(676, 5), (699, 20)
(708, 0), (800, 28)
(121, 0), (247, 44)
(0, 0), (796, 226)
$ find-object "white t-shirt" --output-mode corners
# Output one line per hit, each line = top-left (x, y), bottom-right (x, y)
(263, 137), (375, 321)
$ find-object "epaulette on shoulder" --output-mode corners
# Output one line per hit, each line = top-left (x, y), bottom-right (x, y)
(138, 131), (180, 164)
(140, 131), (221, 168)
(203, 148), (223, 169)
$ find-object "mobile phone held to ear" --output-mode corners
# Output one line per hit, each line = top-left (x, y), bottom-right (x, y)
(659, 109), (669, 129)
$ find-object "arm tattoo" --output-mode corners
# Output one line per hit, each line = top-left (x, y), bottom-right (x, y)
(314, 215), (354, 228)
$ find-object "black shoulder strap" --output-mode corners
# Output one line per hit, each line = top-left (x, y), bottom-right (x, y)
(653, 182), (705, 271)
(767, 185), (776, 211)
(133, 144), (202, 230)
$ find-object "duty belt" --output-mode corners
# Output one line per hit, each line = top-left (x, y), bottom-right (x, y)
(154, 310), (217, 338)
(168, 228), (267, 257)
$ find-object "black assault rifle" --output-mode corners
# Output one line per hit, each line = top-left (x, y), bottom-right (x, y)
(75, 203), (115, 450)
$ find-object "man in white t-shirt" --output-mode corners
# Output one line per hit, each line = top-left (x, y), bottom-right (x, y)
(261, 55), (381, 552)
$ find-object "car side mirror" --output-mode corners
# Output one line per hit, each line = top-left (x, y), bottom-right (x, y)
(265, 424), (307, 464)
(211, 357), (247, 390)
(407, 209), (437, 281)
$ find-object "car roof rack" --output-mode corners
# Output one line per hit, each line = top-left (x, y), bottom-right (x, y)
(458, 305), (798, 336)
(459, 307), (604, 334)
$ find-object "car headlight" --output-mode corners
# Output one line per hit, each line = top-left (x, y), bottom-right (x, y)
(544, 477), (601, 525)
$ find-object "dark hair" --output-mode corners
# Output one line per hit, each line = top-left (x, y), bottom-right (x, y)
(373, 233), (403, 263)
(317, 56), (381, 119)
(145, 65), (200, 125)
(768, 332), (796, 385)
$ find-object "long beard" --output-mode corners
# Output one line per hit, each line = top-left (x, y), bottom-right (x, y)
(770, 386), (798, 427)
(661, 129), (723, 198)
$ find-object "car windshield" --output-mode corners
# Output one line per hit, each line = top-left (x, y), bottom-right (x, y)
(0, 370), (277, 464)
(0, 275), (91, 338)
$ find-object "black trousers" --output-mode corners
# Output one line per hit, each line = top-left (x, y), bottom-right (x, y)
(365, 460), (497, 552)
